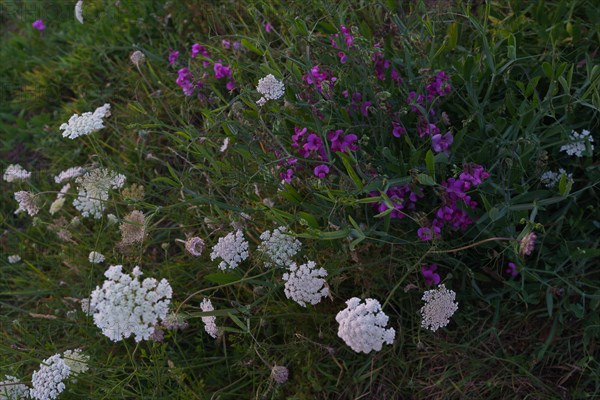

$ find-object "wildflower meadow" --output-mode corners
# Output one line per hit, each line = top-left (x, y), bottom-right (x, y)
(1, 1), (599, 399)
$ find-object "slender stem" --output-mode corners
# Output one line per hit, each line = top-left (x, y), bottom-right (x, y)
(428, 237), (516, 254)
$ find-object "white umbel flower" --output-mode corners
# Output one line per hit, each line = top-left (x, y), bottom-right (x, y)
(89, 265), (172, 342)
(88, 251), (105, 264)
(14, 191), (40, 216)
(54, 167), (84, 184)
(210, 230), (249, 270)
(282, 261), (329, 307)
(61, 349), (89, 375)
(540, 168), (573, 188)
(199, 298), (219, 338)
(59, 103), (110, 139)
(3, 164), (31, 182)
(559, 129), (594, 157)
(256, 74), (285, 106)
(8, 255), (21, 264)
(335, 297), (395, 354)
(0, 375), (29, 399)
(185, 237), (205, 256)
(130, 50), (145, 66)
(75, 0), (84, 24)
(72, 168), (126, 219)
(29, 354), (71, 400)
(257, 226), (301, 268)
(420, 284), (458, 332)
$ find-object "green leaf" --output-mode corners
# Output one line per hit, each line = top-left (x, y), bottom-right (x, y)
(425, 150), (435, 178)
(546, 288), (554, 317)
(228, 313), (249, 333)
(204, 272), (242, 285)
(416, 173), (435, 186)
(298, 211), (319, 228)
(339, 153), (363, 190)
(240, 39), (263, 56)
(558, 173), (572, 196)
(542, 62), (553, 79)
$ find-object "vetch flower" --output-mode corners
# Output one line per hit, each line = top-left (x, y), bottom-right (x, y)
(3, 164), (31, 182)
(32, 19), (45, 31)
(335, 297), (395, 353)
(199, 298), (219, 338)
(505, 262), (518, 277)
(257, 226), (301, 268)
(431, 132), (453, 154)
(59, 104), (111, 139)
(420, 284), (458, 332)
(89, 265), (172, 342)
(29, 354), (71, 400)
(421, 264), (441, 286)
(210, 230), (249, 270)
(282, 261), (329, 307)
(168, 50), (179, 65)
(313, 164), (329, 179)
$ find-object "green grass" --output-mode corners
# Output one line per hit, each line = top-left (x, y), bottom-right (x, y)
(1, 0), (599, 399)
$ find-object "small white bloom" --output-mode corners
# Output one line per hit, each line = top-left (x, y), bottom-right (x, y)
(199, 298), (219, 338)
(0, 375), (29, 399)
(130, 50), (145, 66)
(8, 255), (21, 264)
(540, 168), (573, 189)
(49, 197), (65, 215)
(271, 365), (289, 384)
(210, 230), (249, 270)
(282, 261), (328, 307)
(59, 103), (110, 139)
(29, 354), (71, 400)
(75, 0), (84, 24)
(89, 265), (172, 342)
(54, 167), (84, 184)
(107, 213), (118, 225)
(3, 164), (31, 182)
(420, 284), (458, 332)
(256, 74), (285, 104)
(14, 191), (39, 216)
(88, 251), (105, 264)
(73, 168), (126, 219)
(258, 226), (301, 268)
(335, 297), (395, 354)
(220, 137), (230, 152)
(559, 129), (594, 157)
(185, 237), (205, 256)
(61, 349), (89, 375)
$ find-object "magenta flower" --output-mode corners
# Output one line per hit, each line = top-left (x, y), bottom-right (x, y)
(392, 122), (406, 138)
(431, 132), (454, 153)
(168, 50), (179, 65)
(421, 264), (441, 286)
(304, 133), (323, 152)
(226, 81), (236, 91)
(280, 169), (294, 183)
(338, 51), (347, 64)
(265, 22), (272, 33)
(417, 224), (441, 241)
(32, 19), (45, 31)
(214, 62), (232, 79)
(505, 262), (519, 277)
(360, 101), (372, 117)
(221, 40), (231, 49)
(313, 164), (329, 179)
(176, 68), (194, 96)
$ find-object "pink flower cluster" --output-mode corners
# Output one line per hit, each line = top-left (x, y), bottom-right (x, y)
(421, 264), (441, 286)
(303, 65), (337, 95)
(418, 164), (489, 241)
(370, 185), (423, 219)
(279, 127), (359, 182)
(172, 43), (236, 96)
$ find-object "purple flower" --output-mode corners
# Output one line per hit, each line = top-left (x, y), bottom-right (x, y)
(265, 22), (272, 33)
(214, 62), (232, 79)
(417, 224), (441, 241)
(233, 42), (243, 51)
(432, 132), (454, 153)
(32, 19), (45, 31)
(421, 264), (441, 286)
(168, 50), (179, 65)
(360, 101), (372, 117)
(426, 71), (451, 99)
(191, 44), (211, 67)
(280, 168), (294, 183)
(417, 120), (440, 138)
(338, 51), (347, 64)
(314, 164), (329, 178)
(176, 68), (194, 96)
(505, 262), (519, 277)
(407, 91), (425, 113)
(221, 40), (231, 49)
(304, 133), (323, 152)
(392, 122), (406, 138)
(226, 80), (236, 91)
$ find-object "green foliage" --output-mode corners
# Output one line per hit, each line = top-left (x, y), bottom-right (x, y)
(1, 0), (599, 399)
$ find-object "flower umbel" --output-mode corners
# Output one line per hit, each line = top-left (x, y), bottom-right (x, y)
(420, 284), (458, 332)
(210, 230), (249, 270)
(257, 226), (301, 268)
(200, 298), (219, 338)
(59, 103), (111, 139)
(282, 261), (329, 307)
(29, 354), (71, 400)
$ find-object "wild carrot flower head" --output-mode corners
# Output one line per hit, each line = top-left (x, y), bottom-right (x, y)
(59, 104), (111, 139)
(185, 236), (205, 256)
(257, 226), (301, 268)
(560, 129), (594, 157)
(3, 164), (31, 182)
(0, 375), (29, 399)
(199, 298), (219, 338)
(29, 354), (71, 400)
(210, 230), (249, 270)
(119, 210), (146, 246)
(335, 297), (395, 353)
(282, 261), (329, 307)
(420, 284), (458, 332)
(14, 191), (40, 216)
(256, 74), (285, 105)
(73, 168), (126, 219)
(271, 366), (289, 384)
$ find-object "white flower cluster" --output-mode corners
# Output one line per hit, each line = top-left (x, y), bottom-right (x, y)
(335, 297), (395, 354)
(257, 226), (301, 268)
(8, 255), (21, 264)
(88, 251), (105, 264)
(61, 349), (89, 375)
(185, 237), (205, 256)
(3, 164), (31, 182)
(0, 375), (29, 399)
(59, 103), (110, 139)
(29, 354), (70, 400)
(54, 167), (84, 184)
(73, 168), (126, 218)
(14, 191), (39, 217)
(540, 168), (573, 188)
(256, 74), (285, 106)
(75, 0), (84, 24)
(420, 284), (458, 332)
(89, 265), (172, 342)
(560, 129), (594, 157)
(210, 230), (249, 270)
(199, 298), (219, 338)
(282, 261), (329, 307)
